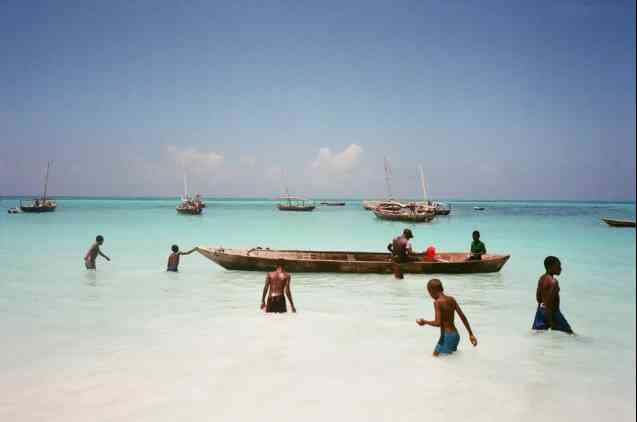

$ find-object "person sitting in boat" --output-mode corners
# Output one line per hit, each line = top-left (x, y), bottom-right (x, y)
(261, 260), (296, 313)
(467, 231), (486, 261)
(532, 256), (573, 334)
(84, 235), (110, 270)
(167, 245), (197, 272)
(387, 229), (415, 262)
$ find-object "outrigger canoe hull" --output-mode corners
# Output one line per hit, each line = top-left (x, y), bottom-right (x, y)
(197, 247), (510, 274)
(602, 218), (636, 228)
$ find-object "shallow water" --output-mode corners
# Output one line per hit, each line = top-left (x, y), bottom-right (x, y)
(0, 198), (635, 421)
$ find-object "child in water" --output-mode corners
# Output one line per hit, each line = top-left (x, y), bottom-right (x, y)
(167, 245), (197, 272)
(417, 279), (478, 356)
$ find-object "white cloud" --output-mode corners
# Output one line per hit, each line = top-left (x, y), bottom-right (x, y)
(310, 144), (363, 174)
(240, 155), (257, 167)
(164, 145), (224, 172)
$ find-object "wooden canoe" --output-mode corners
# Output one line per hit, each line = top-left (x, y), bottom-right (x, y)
(196, 247), (510, 274)
(602, 218), (636, 228)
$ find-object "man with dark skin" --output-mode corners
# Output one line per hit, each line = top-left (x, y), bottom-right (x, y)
(166, 244), (197, 272)
(387, 228), (415, 262)
(467, 230), (486, 260)
(387, 229), (415, 279)
(84, 235), (110, 270)
(261, 260), (296, 313)
(532, 256), (573, 334)
(416, 279), (478, 356)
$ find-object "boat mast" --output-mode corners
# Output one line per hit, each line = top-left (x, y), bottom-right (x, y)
(43, 161), (51, 201)
(183, 172), (189, 200)
(419, 165), (429, 203)
(384, 157), (393, 199)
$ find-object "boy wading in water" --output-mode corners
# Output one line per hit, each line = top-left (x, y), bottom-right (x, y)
(261, 260), (296, 313)
(417, 279), (478, 356)
(84, 235), (110, 269)
(532, 256), (573, 334)
(167, 245), (196, 272)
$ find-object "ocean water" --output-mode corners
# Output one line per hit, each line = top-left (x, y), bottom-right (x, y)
(0, 198), (635, 422)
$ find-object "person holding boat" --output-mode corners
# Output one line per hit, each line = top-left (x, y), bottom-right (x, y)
(261, 260), (296, 313)
(166, 244), (197, 272)
(387, 229), (415, 262)
(532, 256), (573, 334)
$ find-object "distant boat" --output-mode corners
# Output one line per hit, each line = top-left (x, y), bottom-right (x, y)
(474, 207), (486, 211)
(176, 172), (203, 215)
(277, 195), (316, 212)
(7, 207), (19, 214)
(197, 247), (511, 274)
(320, 202), (346, 206)
(373, 202), (435, 222)
(602, 218), (636, 228)
(20, 161), (57, 213)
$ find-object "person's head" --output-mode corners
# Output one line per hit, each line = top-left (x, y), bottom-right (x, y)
(544, 256), (562, 275)
(171, 244), (179, 253)
(426, 278), (444, 299)
(472, 230), (480, 241)
(275, 259), (285, 270)
(403, 228), (414, 239)
(96, 235), (104, 245)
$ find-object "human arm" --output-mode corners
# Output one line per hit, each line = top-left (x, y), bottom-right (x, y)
(387, 243), (394, 253)
(180, 248), (197, 256)
(260, 275), (270, 310)
(285, 275), (296, 313)
(455, 299), (477, 346)
(416, 300), (441, 327)
(98, 247), (110, 261)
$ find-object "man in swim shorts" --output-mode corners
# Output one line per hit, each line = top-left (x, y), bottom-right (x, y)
(416, 279), (478, 356)
(261, 260), (296, 313)
(532, 256), (573, 334)
(84, 235), (110, 270)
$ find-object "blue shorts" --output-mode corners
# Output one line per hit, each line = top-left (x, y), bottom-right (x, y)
(435, 331), (460, 355)
(532, 305), (573, 334)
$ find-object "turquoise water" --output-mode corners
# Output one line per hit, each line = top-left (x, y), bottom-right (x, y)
(0, 198), (635, 421)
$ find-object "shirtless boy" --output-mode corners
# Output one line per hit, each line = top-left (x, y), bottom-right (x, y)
(84, 235), (110, 270)
(260, 261), (296, 313)
(416, 279), (478, 356)
(167, 245), (196, 272)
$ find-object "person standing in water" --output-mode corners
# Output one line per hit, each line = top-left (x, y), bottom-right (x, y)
(387, 228), (415, 279)
(532, 256), (573, 334)
(416, 278), (478, 356)
(261, 260), (296, 313)
(84, 235), (110, 270)
(167, 245), (197, 272)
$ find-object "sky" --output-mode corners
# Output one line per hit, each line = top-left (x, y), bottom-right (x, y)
(0, 0), (635, 200)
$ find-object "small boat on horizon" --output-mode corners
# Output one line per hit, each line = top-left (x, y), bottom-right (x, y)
(474, 207), (486, 211)
(277, 195), (316, 211)
(320, 201), (346, 206)
(602, 218), (636, 228)
(196, 246), (511, 274)
(176, 172), (203, 215)
(20, 161), (57, 213)
(373, 203), (436, 223)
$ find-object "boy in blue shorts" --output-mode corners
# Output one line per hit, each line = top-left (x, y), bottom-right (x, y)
(417, 279), (478, 356)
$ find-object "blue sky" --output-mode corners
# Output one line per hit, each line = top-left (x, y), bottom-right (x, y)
(0, 0), (635, 200)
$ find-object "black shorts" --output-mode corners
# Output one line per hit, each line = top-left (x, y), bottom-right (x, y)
(266, 295), (287, 313)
